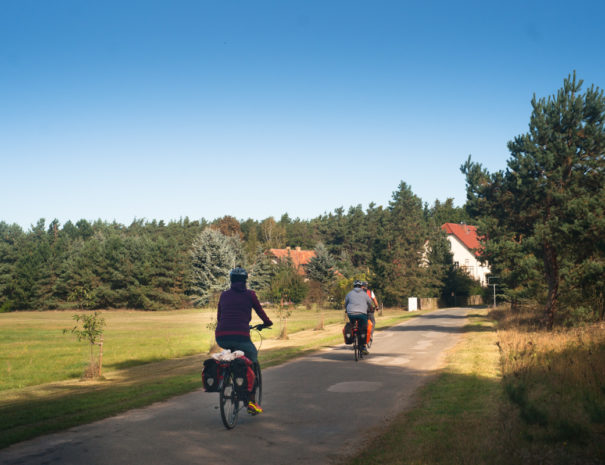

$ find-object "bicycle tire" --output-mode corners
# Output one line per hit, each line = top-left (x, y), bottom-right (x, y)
(220, 372), (240, 429)
(353, 330), (359, 361)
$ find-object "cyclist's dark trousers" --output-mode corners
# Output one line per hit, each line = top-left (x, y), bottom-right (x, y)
(347, 314), (368, 348)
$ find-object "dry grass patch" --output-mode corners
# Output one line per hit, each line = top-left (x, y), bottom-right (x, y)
(493, 306), (605, 464)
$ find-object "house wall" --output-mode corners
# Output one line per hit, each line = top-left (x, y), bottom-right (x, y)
(447, 236), (490, 286)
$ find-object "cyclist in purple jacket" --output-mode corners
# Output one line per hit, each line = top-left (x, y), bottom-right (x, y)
(215, 266), (273, 415)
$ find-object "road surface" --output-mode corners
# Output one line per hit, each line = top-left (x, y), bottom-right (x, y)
(0, 307), (474, 465)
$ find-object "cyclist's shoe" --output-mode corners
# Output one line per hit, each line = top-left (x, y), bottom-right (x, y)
(362, 348), (369, 355)
(247, 401), (263, 415)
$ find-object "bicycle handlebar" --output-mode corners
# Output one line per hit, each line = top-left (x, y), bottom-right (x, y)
(250, 323), (272, 331)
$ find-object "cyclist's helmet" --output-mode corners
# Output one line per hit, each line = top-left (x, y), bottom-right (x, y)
(362, 281), (368, 288)
(353, 280), (363, 288)
(229, 266), (248, 283)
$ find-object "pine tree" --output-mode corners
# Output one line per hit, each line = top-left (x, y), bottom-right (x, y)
(0, 222), (24, 311)
(462, 72), (605, 326)
(305, 242), (337, 290)
(248, 247), (275, 298)
(373, 182), (432, 305)
(188, 228), (243, 307)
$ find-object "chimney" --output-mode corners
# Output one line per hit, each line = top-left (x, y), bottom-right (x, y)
(295, 246), (301, 251)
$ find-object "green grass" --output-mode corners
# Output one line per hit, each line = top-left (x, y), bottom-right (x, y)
(0, 309), (212, 390)
(1, 374), (201, 449)
(0, 307), (414, 392)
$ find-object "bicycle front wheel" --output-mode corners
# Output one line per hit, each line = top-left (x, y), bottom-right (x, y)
(255, 363), (262, 406)
(220, 373), (240, 429)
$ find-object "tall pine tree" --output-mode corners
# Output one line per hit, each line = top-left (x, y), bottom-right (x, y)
(462, 72), (605, 326)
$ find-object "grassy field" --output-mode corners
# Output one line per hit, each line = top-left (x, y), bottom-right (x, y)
(347, 307), (605, 465)
(0, 306), (420, 448)
(0, 306), (351, 391)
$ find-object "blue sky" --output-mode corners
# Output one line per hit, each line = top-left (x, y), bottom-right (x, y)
(2, 0), (604, 230)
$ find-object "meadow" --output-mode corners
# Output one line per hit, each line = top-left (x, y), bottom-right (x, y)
(0, 306), (351, 392)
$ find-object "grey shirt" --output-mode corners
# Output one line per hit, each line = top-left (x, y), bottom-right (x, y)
(345, 288), (374, 316)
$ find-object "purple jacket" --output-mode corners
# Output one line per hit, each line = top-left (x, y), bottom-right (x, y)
(215, 281), (273, 338)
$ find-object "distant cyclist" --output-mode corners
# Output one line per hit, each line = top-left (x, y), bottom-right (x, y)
(215, 266), (273, 415)
(345, 280), (374, 355)
(362, 281), (378, 344)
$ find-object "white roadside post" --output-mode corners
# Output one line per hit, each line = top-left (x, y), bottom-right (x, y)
(487, 277), (498, 309)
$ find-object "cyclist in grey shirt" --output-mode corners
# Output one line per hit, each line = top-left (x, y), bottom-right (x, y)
(345, 280), (375, 354)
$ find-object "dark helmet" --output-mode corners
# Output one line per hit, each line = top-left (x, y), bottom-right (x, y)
(361, 281), (368, 288)
(353, 280), (363, 288)
(229, 266), (248, 282)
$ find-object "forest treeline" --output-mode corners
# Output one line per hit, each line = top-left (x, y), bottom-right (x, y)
(1, 74), (603, 326)
(0, 184), (476, 312)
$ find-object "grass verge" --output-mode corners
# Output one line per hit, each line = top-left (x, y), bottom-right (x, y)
(347, 307), (605, 465)
(347, 308), (503, 465)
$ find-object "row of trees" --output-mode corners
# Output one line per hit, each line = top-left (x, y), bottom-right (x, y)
(0, 190), (475, 311)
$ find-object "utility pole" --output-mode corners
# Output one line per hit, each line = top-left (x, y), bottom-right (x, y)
(487, 277), (498, 308)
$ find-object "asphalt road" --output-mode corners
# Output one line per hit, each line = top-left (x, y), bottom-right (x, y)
(0, 307), (474, 465)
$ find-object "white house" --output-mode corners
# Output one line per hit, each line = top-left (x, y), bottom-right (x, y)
(441, 223), (491, 286)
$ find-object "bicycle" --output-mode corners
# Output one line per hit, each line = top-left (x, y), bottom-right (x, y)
(219, 324), (267, 429)
(351, 320), (366, 361)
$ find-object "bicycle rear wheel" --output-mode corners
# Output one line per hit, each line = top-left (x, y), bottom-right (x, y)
(353, 330), (359, 361)
(220, 372), (240, 429)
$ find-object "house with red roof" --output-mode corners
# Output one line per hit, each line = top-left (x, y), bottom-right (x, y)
(441, 223), (491, 286)
(268, 247), (316, 276)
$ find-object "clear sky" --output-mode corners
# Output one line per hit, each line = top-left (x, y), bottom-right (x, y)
(2, 0), (604, 231)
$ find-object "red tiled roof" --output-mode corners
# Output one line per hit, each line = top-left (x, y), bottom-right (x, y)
(441, 223), (483, 257)
(269, 247), (316, 274)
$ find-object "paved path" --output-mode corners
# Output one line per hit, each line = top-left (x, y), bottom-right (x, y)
(0, 308), (474, 465)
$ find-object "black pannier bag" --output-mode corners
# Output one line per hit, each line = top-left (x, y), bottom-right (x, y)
(343, 322), (353, 344)
(202, 358), (222, 392)
(230, 356), (255, 394)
